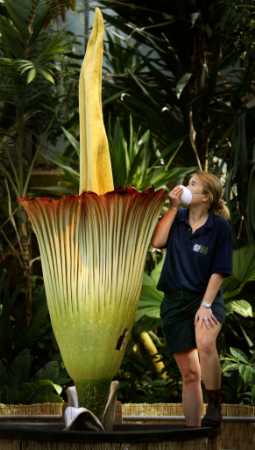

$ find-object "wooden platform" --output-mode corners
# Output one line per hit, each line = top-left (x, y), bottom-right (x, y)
(122, 403), (255, 450)
(0, 418), (217, 450)
(0, 402), (253, 450)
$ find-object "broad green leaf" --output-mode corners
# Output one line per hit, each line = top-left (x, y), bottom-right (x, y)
(227, 299), (253, 317)
(229, 347), (249, 364)
(151, 259), (164, 285)
(109, 118), (127, 187)
(239, 364), (255, 385)
(4, 0), (31, 34)
(223, 245), (255, 299)
(27, 68), (37, 84)
(40, 69), (55, 84)
(222, 363), (239, 373)
(232, 245), (255, 283)
(136, 268), (163, 321)
(0, 21), (24, 58)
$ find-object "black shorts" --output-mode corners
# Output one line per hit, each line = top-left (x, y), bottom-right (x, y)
(160, 288), (225, 354)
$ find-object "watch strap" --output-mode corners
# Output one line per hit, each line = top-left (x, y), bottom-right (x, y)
(201, 301), (212, 309)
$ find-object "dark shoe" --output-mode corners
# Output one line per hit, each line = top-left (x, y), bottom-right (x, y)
(202, 389), (222, 428)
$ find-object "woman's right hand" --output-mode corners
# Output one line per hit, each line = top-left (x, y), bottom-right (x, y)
(168, 185), (183, 208)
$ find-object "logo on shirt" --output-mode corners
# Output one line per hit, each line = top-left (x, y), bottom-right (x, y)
(193, 243), (208, 255)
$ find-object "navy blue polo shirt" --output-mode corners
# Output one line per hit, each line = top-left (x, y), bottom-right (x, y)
(157, 208), (232, 294)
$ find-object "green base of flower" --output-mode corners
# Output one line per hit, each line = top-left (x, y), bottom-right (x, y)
(75, 379), (111, 418)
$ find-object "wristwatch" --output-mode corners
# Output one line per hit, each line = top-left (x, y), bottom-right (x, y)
(201, 301), (212, 309)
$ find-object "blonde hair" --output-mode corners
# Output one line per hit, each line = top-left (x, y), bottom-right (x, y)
(193, 171), (230, 220)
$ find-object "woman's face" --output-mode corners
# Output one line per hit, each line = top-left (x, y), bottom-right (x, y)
(187, 175), (209, 205)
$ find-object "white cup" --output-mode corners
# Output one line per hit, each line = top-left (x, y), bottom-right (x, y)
(179, 185), (192, 206)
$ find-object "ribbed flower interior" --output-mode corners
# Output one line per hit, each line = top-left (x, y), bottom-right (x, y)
(20, 189), (165, 383)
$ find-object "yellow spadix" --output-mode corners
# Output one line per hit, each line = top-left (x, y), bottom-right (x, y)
(79, 8), (113, 194)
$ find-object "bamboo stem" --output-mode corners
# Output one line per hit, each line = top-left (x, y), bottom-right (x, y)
(140, 331), (167, 380)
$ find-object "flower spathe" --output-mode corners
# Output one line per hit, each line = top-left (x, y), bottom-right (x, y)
(20, 188), (165, 414)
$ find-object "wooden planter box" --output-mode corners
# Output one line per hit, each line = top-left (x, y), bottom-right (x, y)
(0, 402), (254, 450)
(122, 403), (255, 450)
(0, 403), (215, 450)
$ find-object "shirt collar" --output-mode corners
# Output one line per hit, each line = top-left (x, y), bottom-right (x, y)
(178, 208), (214, 229)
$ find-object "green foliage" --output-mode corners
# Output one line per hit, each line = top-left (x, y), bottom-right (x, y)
(0, 0), (81, 324)
(136, 258), (163, 321)
(0, 0), (80, 201)
(0, 350), (65, 403)
(0, 269), (70, 403)
(40, 116), (194, 194)
(118, 331), (181, 403)
(223, 244), (255, 305)
(222, 347), (255, 403)
(108, 115), (194, 190)
(100, 0), (255, 153)
(222, 245), (255, 352)
(226, 300), (253, 318)
(100, 0), (255, 241)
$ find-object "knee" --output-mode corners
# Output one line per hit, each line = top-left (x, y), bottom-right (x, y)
(197, 337), (216, 356)
(182, 367), (201, 385)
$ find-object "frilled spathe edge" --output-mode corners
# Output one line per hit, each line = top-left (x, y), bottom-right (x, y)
(18, 187), (166, 209)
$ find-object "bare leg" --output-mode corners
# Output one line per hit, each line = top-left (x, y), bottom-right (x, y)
(196, 321), (223, 426)
(174, 349), (203, 427)
(195, 322), (222, 389)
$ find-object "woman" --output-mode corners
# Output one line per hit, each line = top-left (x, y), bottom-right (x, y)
(151, 171), (232, 428)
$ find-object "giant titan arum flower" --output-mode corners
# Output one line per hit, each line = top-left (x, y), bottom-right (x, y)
(20, 9), (165, 417)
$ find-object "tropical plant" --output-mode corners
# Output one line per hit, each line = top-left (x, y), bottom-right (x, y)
(98, 0), (255, 240)
(39, 114), (194, 197)
(108, 116), (194, 190)
(0, 0), (79, 323)
(0, 268), (70, 403)
(222, 347), (255, 403)
(117, 332), (181, 403)
(223, 245), (255, 305)
(136, 245), (255, 329)
(20, 9), (166, 421)
(0, 352), (66, 404)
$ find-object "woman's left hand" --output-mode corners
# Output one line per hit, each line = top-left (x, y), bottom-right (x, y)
(195, 306), (219, 329)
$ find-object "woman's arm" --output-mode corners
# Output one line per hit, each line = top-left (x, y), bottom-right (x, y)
(151, 185), (183, 248)
(195, 273), (224, 328)
(201, 273), (224, 306)
(151, 206), (178, 248)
